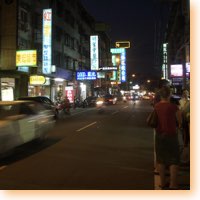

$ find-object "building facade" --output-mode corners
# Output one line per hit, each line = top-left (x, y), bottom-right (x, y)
(164, 0), (190, 92)
(0, 0), (112, 102)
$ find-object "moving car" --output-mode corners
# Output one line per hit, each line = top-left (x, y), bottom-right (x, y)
(18, 96), (58, 119)
(0, 100), (55, 156)
(103, 94), (117, 105)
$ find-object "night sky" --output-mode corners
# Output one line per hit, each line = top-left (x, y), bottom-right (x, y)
(80, 0), (165, 79)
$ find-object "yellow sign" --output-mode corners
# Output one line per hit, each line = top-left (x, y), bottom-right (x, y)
(115, 41), (130, 48)
(30, 75), (46, 85)
(16, 50), (37, 66)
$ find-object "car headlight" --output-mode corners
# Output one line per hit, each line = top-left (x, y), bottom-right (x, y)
(96, 101), (104, 105)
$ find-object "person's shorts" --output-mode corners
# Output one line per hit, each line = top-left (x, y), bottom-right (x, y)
(155, 132), (180, 165)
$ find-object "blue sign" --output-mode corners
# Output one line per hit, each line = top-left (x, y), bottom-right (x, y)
(120, 50), (126, 82)
(76, 71), (97, 81)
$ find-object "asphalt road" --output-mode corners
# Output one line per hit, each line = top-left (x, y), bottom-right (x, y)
(0, 100), (155, 190)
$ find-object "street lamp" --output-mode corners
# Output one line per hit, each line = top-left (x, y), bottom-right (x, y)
(132, 74), (136, 78)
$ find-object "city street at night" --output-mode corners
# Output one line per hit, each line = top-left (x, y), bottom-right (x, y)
(0, 0), (192, 198)
(0, 100), (155, 190)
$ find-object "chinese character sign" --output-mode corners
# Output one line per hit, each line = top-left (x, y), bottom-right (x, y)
(120, 50), (126, 82)
(76, 71), (97, 80)
(90, 35), (99, 70)
(42, 9), (52, 74)
(65, 86), (74, 103)
(16, 50), (37, 66)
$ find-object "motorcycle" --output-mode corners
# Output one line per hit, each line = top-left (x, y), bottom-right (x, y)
(96, 97), (105, 113)
(57, 98), (71, 118)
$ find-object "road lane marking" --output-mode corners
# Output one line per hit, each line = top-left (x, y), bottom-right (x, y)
(112, 111), (119, 115)
(0, 166), (6, 170)
(123, 106), (128, 109)
(76, 121), (97, 132)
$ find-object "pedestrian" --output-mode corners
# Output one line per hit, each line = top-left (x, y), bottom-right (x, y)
(154, 86), (182, 189)
(153, 79), (170, 175)
(178, 89), (190, 164)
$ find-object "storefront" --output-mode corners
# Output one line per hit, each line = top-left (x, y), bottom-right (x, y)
(0, 78), (15, 101)
(28, 75), (51, 98)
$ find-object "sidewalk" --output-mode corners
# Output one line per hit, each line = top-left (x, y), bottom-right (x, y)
(154, 146), (190, 190)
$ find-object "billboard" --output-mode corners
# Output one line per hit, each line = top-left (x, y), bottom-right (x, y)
(16, 50), (37, 67)
(170, 64), (183, 77)
(90, 35), (99, 70)
(42, 9), (52, 74)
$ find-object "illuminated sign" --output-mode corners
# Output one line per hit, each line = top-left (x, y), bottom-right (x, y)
(97, 72), (105, 78)
(17, 66), (29, 73)
(186, 62), (190, 77)
(42, 9), (52, 74)
(110, 71), (117, 81)
(30, 75), (46, 85)
(76, 71), (97, 80)
(120, 50), (126, 82)
(162, 43), (168, 79)
(16, 50), (37, 66)
(170, 64), (183, 77)
(90, 35), (99, 70)
(110, 48), (125, 54)
(65, 86), (74, 103)
(99, 66), (118, 71)
(115, 41), (130, 48)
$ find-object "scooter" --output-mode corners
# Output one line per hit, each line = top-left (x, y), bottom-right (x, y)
(96, 99), (105, 113)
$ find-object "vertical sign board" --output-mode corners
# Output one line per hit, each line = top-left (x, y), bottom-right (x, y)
(42, 9), (52, 74)
(90, 35), (99, 70)
(65, 86), (74, 103)
(162, 43), (168, 79)
(110, 48), (126, 82)
(120, 50), (126, 82)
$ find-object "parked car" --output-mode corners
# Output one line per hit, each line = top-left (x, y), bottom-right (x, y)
(18, 96), (58, 119)
(83, 96), (98, 107)
(103, 94), (117, 105)
(0, 100), (55, 156)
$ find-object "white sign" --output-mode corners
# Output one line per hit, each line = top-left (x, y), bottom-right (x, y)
(90, 35), (99, 70)
(42, 9), (52, 74)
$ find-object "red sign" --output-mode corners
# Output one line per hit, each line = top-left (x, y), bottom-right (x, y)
(65, 87), (74, 103)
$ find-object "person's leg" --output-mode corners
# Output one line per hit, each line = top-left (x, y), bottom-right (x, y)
(169, 164), (179, 189)
(154, 129), (159, 173)
(158, 164), (166, 188)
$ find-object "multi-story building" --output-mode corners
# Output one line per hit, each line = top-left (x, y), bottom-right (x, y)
(164, 0), (190, 92)
(0, 0), (112, 102)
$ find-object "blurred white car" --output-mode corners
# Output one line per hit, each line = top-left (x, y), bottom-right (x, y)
(0, 100), (55, 156)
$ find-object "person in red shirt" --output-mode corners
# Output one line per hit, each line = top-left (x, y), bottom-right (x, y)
(61, 96), (71, 114)
(154, 86), (182, 189)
